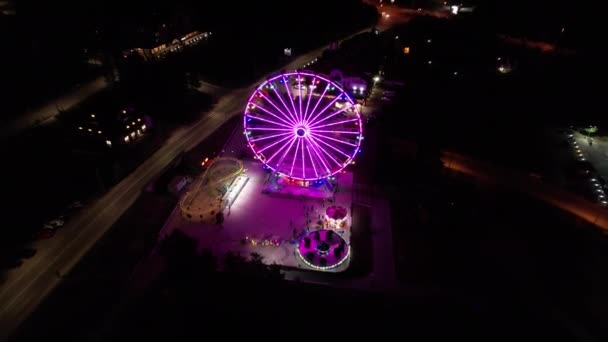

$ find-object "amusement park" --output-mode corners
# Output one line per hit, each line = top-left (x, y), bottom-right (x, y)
(161, 71), (365, 272)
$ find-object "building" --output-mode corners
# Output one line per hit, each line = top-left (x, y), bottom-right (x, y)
(122, 31), (211, 62)
(72, 106), (152, 150)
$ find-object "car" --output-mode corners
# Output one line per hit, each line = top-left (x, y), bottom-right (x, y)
(32, 228), (56, 240)
(67, 201), (84, 210)
(44, 219), (64, 229)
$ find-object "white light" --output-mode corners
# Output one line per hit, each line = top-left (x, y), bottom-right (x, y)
(373, 76), (380, 82)
(453, 71), (458, 75)
(395, 35), (399, 39)
(137, 118), (141, 122)
(122, 110), (127, 114)
(427, 39), (432, 43)
(126, 125), (130, 129)
(131, 132), (136, 138)
(106, 140), (112, 147)
(87, 128), (92, 132)
(90, 114), (96, 118)
(78, 126), (83, 130)
(142, 125), (146, 131)
(451, 5), (459, 14)
(97, 130), (102, 134)
(124, 136), (130, 142)
(427, 60), (432, 64)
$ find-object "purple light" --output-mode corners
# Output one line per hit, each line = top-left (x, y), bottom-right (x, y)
(243, 71), (363, 180)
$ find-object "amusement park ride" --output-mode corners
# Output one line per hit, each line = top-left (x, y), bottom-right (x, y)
(244, 71), (363, 186)
(178, 71), (363, 271)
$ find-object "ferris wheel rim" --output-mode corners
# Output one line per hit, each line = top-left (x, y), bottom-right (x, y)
(243, 71), (363, 181)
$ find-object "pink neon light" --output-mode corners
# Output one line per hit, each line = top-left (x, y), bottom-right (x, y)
(243, 71), (363, 180)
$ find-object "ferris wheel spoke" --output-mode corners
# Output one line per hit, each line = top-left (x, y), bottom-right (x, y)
(247, 114), (294, 129)
(305, 143), (319, 179)
(248, 131), (292, 143)
(298, 76), (303, 125)
(290, 139), (301, 177)
(308, 135), (342, 168)
(303, 81), (329, 126)
(275, 135), (298, 169)
(305, 136), (332, 175)
(311, 134), (353, 159)
(303, 77), (316, 123)
(247, 127), (293, 131)
(311, 129), (361, 134)
(271, 86), (299, 127)
(266, 136), (297, 164)
(305, 92), (344, 127)
(257, 133), (294, 154)
(309, 131), (358, 147)
(281, 76), (300, 125)
(308, 107), (353, 129)
(257, 95), (298, 126)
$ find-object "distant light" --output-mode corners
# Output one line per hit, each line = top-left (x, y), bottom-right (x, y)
(137, 118), (141, 122)
(90, 114), (96, 118)
(122, 110), (127, 114)
(106, 140), (112, 147)
(453, 71), (458, 76)
(403, 47), (410, 54)
(395, 35), (399, 39)
(142, 125), (146, 131)
(78, 126), (83, 130)
(126, 125), (130, 129)
(427, 60), (432, 64)
(451, 5), (459, 14)
(426, 39), (432, 43)
(131, 132), (136, 138)
(124, 136), (130, 142)
(87, 128), (92, 132)
(97, 130), (102, 134)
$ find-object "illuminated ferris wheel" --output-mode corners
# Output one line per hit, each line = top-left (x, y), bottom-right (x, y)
(243, 71), (363, 181)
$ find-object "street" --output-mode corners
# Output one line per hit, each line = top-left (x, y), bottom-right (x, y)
(442, 151), (608, 231)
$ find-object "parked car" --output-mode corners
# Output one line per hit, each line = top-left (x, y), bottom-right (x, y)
(32, 228), (56, 240)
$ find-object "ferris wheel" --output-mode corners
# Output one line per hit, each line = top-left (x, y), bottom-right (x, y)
(243, 71), (363, 181)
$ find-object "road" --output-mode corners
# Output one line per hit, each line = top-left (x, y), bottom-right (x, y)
(0, 25), (381, 341)
(0, 76), (109, 139)
(442, 151), (608, 231)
